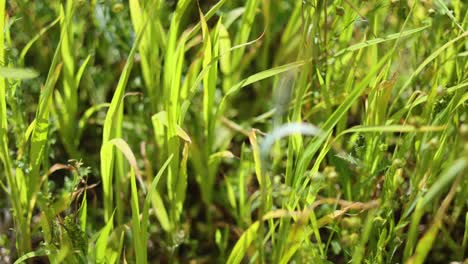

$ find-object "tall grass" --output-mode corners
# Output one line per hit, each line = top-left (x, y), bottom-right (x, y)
(0, 0), (467, 263)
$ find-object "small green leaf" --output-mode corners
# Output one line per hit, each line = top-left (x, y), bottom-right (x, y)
(0, 67), (39, 80)
(227, 221), (260, 264)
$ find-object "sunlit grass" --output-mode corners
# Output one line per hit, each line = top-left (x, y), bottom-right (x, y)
(0, 0), (467, 263)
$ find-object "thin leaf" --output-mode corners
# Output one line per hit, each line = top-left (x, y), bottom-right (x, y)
(218, 60), (306, 115)
(226, 221), (260, 264)
(390, 31), (468, 112)
(333, 26), (429, 57)
(0, 67), (39, 79)
(14, 249), (58, 264)
(95, 212), (115, 263)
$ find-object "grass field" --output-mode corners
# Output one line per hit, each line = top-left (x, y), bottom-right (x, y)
(0, 0), (467, 263)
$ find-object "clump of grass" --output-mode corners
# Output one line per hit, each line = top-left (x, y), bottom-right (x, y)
(0, 0), (467, 263)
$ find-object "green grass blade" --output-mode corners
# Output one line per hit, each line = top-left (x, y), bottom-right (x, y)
(29, 63), (62, 203)
(95, 212), (115, 263)
(333, 25), (429, 57)
(77, 103), (110, 140)
(434, 0), (465, 32)
(218, 60), (306, 115)
(420, 158), (467, 209)
(409, 175), (462, 264)
(219, 23), (232, 93)
(143, 155), (173, 240)
(294, 52), (392, 187)
(390, 31), (468, 113)
(13, 249), (58, 264)
(403, 158), (467, 261)
(200, 7), (217, 142)
(187, 0), (228, 40)
(231, 0), (259, 68)
(0, 67), (39, 79)
(0, 0), (29, 255)
(19, 16), (61, 65)
(100, 11), (147, 221)
(152, 111), (192, 143)
(79, 191), (87, 232)
(226, 221), (260, 264)
(74, 55), (91, 89)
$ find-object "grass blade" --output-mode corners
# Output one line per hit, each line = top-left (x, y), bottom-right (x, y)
(100, 9), (147, 221)
(0, 67), (39, 79)
(227, 221), (260, 264)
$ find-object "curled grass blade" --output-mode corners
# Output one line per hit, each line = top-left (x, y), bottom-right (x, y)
(19, 16), (61, 65)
